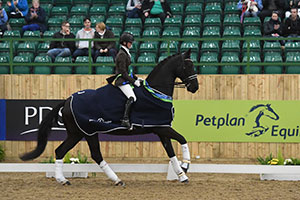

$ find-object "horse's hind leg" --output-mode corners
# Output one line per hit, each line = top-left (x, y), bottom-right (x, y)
(85, 135), (124, 186)
(157, 134), (189, 183)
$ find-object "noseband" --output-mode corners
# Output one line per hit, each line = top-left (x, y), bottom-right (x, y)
(175, 58), (197, 86)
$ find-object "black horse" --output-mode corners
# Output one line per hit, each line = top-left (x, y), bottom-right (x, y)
(20, 49), (199, 186)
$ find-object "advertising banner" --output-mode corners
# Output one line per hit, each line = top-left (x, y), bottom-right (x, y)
(172, 100), (300, 143)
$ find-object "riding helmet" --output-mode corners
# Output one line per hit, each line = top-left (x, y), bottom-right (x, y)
(120, 32), (134, 44)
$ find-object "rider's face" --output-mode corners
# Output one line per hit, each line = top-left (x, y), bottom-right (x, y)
(127, 42), (132, 49)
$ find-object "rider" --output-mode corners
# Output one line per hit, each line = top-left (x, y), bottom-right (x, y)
(107, 32), (141, 129)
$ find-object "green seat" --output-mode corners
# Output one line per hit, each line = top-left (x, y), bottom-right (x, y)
(125, 18), (142, 28)
(201, 41), (219, 52)
(18, 52), (35, 62)
(110, 27), (122, 38)
(136, 55), (156, 74)
(93, 0), (109, 5)
(182, 27), (200, 37)
(224, 4), (239, 14)
(243, 27), (262, 37)
(221, 52), (240, 74)
(43, 30), (56, 38)
(203, 15), (221, 27)
(184, 15), (201, 27)
(23, 31), (41, 38)
(90, 15), (105, 27)
(8, 18), (25, 30)
(124, 27), (141, 38)
(54, 56), (73, 74)
(170, 3), (184, 15)
(204, 4), (222, 14)
(13, 55), (32, 74)
(243, 17), (261, 27)
(106, 16), (123, 28)
(164, 16), (182, 27)
(285, 42), (300, 52)
(202, 26), (220, 37)
(168, 0), (186, 3)
(3, 30), (20, 38)
(190, 52), (198, 63)
(242, 40), (261, 52)
(0, 56), (9, 74)
(264, 52), (283, 74)
(89, 6), (106, 16)
(17, 42), (36, 54)
(130, 42), (139, 53)
(185, 3), (203, 14)
(158, 55), (168, 62)
(144, 18), (162, 28)
(285, 52), (300, 74)
(242, 52), (262, 74)
(180, 41), (199, 53)
(47, 17), (63, 29)
(108, 5), (125, 15)
(199, 52), (219, 74)
(74, 56), (90, 74)
(40, 3), (52, 16)
(263, 41), (282, 52)
(51, 6), (68, 16)
(160, 41), (179, 53)
(223, 26), (241, 37)
(162, 27), (180, 38)
(69, 16), (84, 28)
(223, 15), (240, 27)
(143, 28), (161, 38)
(222, 40), (240, 52)
(73, 0), (92, 5)
(70, 6), (88, 16)
(95, 56), (114, 74)
(33, 55), (52, 74)
(139, 41), (159, 53)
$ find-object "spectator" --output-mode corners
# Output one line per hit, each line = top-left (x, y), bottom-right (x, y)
(283, 7), (300, 38)
(6, 0), (28, 18)
(47, 21), (76, 62)
(141, 0), (172, 24)
(238, 0), (263, 22)
(264, 11), (285, 47)
(22, 0), (46, 35)
(126, 0), (143, 18)
(72, 18), (95, 61)
(93, 22), (117, 62)
(0, 1), (8, 36)
(260, 0), (287, 21)
(285, 0), (300, 18)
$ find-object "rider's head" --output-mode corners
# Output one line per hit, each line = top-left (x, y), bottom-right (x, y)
(120, 32), (134, 49)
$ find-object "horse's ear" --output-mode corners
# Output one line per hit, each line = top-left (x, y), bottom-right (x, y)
(183, 48), (191, 59)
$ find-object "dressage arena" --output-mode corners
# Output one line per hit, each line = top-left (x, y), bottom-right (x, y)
(2, 75), (300, 199)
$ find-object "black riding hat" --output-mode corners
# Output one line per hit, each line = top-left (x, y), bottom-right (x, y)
(120, 32), (134, 44)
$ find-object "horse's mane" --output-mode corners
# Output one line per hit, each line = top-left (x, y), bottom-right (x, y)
(249, 104), (266, 113)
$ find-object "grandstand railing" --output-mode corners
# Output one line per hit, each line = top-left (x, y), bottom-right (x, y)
(1, 37), (300, 74)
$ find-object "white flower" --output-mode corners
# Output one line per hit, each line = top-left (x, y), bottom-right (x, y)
(284, 158), (293, 165)
(70, 157), (80, 164)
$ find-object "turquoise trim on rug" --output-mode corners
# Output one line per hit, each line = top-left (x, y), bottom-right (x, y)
(144, 80), (173, 103)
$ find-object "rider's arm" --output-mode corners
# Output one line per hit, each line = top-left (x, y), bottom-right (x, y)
(116, 53), (136, 84)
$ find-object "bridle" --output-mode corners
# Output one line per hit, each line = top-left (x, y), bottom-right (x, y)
(174, 58), (197, 87)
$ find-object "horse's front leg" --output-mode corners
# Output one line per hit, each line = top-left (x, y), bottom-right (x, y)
(157, 135), (189, 183)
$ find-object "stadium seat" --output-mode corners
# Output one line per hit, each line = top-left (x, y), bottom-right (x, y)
(164, 16), (182, 27)
(73, 0), (92, 5)
(184, 15), (201, 27)
(33, 55), (52, 74)
(43, 30), (56, 38)
(143, 28), (161, 38)
(180, 41), (199, 53)
(136, 55), (156, 74)
(125, 18), (142, 29)
(110, 27), (122, 37)
(285, 42), (300, 52)
(203, 14), (221, 27)
(264, 52), (283, 74)
(139, 41), (159, 53)
(13, 55), (32, 74)
(243, 27), (262, 37)
(0, 56), (9, 74)
(69, 16), (84, 28)
(8, 18), (25, 30)
(204, 4), (222, 14)
(160, 41), (179, 53)
(23, 31), (41, 38)
(92, 0), (109, 6)
(224, 4), (239, 14)
(144, 18), (162, 28)
(222, 40), (240, 52)
(285, 52), (300, 74)
(89, 6), (107, 16)
(95, 56), (114, 74)
(202, 26), (220, 37)
(222, 26), (241, 37)
(263, 41), (282, 52)
(220, 52), (240, 74)
(90, 15), (105, 27)
(40, 4), (52, 16)
(182, 27), (201, 37)
(223, 15), (241, 27)
(108, 5), (125, 15)
(158, 55), (168, 62)
(3, 30), (21, 38)
(17, 42), (36, 54)
(242, 52), (262, 74)
(70, 6), (88, 16)
(54, 56), (73, 74)
(170, 3), (184, 15)
(47, 17), (63, 30)
(201, 41), (219, 52)
(185, 3), (203, 14)
(51, 6), (68, 16)
(124, 27), (141, 38)
(243, 17), (261, 27)
(242, 40), (261, 52)
(37, 42), (50, 54)
(18, 52), (35, 62)
(199, 52), (219, 74)
(162, 27), (181, 38)
(106, 16), (123, 28)
(74, 56), (90, 74)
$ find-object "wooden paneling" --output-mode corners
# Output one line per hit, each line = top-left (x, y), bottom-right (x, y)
(1, 74), (300, 160)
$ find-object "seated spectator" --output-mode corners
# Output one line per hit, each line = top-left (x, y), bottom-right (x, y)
(126, 0), (143, 18)
(264, 11), (285, 47)
(22, 0), (46, 35)
(0, 1), (8, 36)
(6, 0), (28, 18)
(141, 0), (172, 24)
(47, 21), (76, 62)
(283, 7), (300, 38)
(238, 0), (263, 22)
(285, 0), (300, 18)
(260, 0), (287, 21)
(72, 18), (95, 61)
(93, 22), (117, 62)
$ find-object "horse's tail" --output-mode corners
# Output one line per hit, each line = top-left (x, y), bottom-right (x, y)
(20, 101), (66, 161)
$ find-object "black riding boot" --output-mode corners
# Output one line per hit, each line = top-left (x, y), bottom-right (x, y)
(121, 97), (134, 129)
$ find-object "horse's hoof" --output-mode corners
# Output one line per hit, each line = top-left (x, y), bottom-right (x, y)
(181, 179), (189, 184)
(62, 180), (71, 185)
(115, 180), (125, 187)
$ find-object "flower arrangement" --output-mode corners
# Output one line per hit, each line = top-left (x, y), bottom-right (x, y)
(42, 150), (90, 164)
(257, 150), (300, 165)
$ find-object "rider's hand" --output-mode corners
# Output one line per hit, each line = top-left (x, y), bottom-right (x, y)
(134, 80), (141, 87)
(137, 77), (144, 82)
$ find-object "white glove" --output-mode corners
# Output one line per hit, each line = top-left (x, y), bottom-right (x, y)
(134, 80), (141, 87)
(137, 77), (144, 82)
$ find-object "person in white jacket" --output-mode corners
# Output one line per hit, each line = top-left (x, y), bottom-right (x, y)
(126, 0), (143, 18)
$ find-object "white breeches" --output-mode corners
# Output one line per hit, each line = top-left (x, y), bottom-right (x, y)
(118, 84), (137, 101)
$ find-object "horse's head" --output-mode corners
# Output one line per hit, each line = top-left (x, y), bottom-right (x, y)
(264, 104), (279, 120)
(177, 49), (199, 93)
